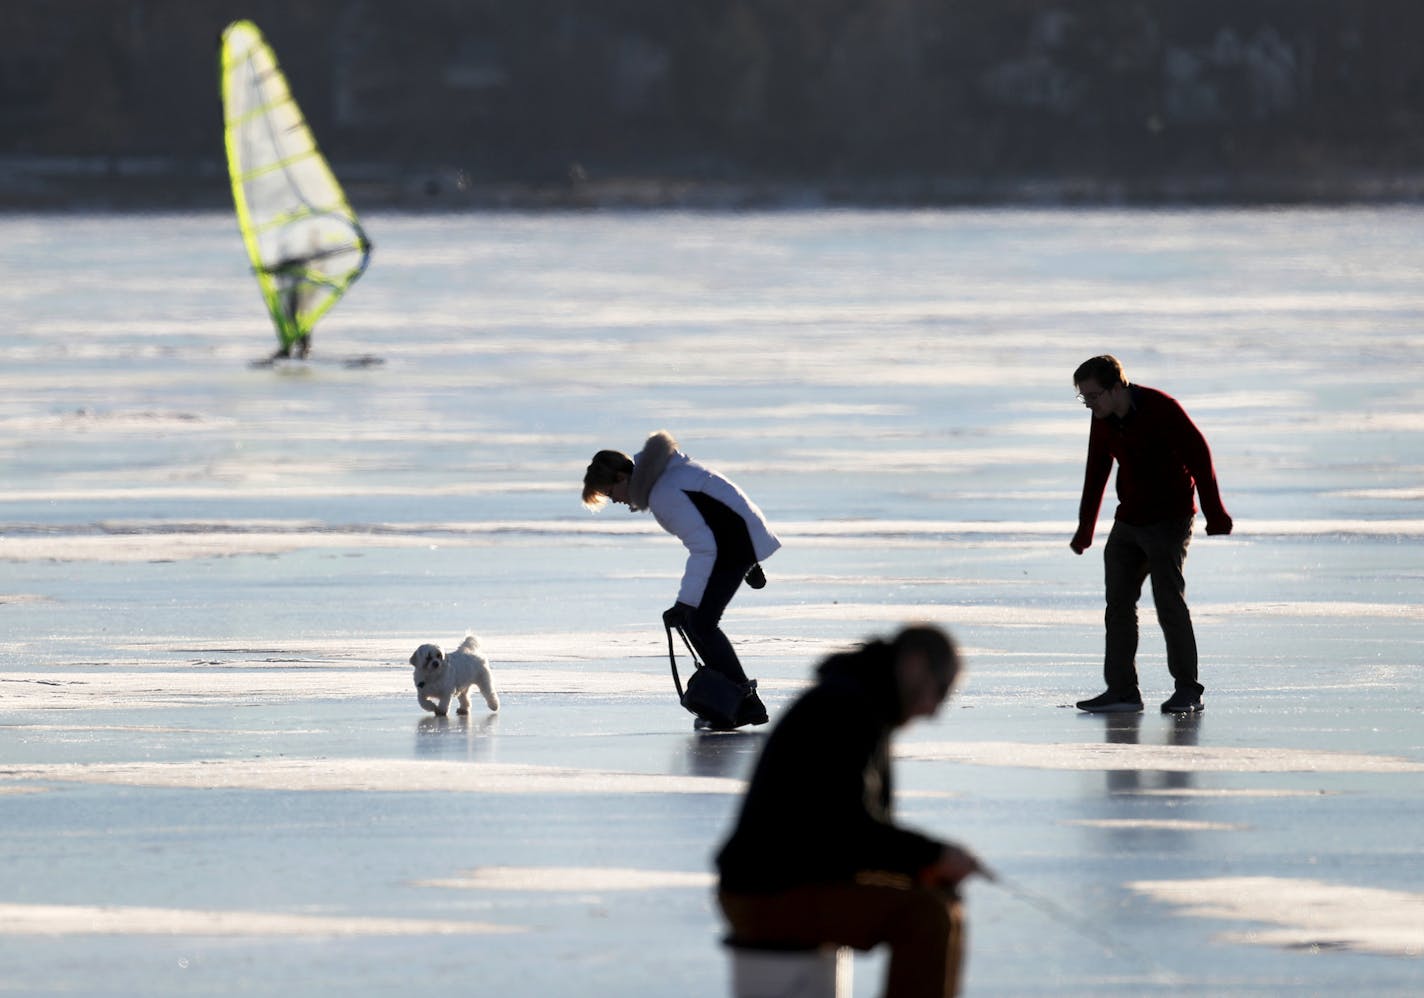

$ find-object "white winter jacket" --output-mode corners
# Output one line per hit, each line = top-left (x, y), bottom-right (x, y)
(629, 431), (780, 607)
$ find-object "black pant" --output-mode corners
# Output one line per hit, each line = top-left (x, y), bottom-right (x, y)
(1102, 516), (1201, 697)
(683, 492), (756, 686)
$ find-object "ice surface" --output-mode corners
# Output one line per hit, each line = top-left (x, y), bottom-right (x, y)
(0, 208), (1421, 996)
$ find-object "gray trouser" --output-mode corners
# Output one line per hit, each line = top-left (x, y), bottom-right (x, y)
(1102, 516), (1202, 697)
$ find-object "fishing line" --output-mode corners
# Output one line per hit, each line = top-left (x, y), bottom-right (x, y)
(984, 869), (1183, 985)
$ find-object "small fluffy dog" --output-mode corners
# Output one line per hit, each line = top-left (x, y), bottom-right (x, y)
(409, 635), (499, 716)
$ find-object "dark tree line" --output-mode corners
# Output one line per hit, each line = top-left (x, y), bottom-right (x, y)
(4, 0), (1424, 204)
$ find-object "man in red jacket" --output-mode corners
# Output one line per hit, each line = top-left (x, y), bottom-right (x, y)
(1070, 355), (1232, 714)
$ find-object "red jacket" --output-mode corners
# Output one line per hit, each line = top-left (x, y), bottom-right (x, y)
(1076, 385), (1230, 545)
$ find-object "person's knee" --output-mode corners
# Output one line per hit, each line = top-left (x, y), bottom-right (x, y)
(1149, 586), (1191, 621)
(1104, 604), (1139, 624)
(686, 604), (727, 634)
(680, 617), (710, 647)
(889, 888), (957, 945)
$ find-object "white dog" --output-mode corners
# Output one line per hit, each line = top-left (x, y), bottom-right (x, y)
(409, 635), (499, 716)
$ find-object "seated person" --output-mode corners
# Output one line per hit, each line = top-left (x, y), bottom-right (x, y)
(716, 624), (987, 998)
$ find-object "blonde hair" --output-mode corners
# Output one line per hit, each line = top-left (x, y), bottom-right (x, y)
(581, 449), (634, 509)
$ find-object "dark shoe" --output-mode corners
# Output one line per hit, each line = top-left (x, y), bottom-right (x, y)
(1161, 691), (1204, 714)
(694, 715), (736, 732)
(1075, 690), (1144, 714)
(744, 563), (767, 589)
(734, 681), (769, 727)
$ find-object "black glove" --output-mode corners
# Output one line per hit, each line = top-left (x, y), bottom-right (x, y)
(744, 563), (767, 589)
(662, 603), (693, 629)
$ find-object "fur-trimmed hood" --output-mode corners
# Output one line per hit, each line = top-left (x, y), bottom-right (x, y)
(628, 430), (678, 511)
(627, 429), (781, 606)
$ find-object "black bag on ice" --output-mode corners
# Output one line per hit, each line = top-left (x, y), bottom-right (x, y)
(681, 664), (745, 728)
(666, 622), (743, 728)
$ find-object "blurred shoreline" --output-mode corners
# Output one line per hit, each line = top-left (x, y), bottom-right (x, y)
(6, 155), (1424, 213)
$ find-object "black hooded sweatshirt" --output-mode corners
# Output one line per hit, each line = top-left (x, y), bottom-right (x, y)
(716, 640), (944, 894)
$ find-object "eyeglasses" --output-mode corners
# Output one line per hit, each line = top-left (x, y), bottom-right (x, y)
(1075, 388), (1109, 404)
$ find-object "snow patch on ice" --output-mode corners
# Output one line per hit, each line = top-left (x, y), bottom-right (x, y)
(1130, 877), (1424, 957)
(0, 902), (519, 937)
(1064, 818), (1244, 831)
(1119, 788), (1335, 799)
(0, 666), (802, 708)
(3, 516), (1422, 564)
(417, 866), (715, 892)
(0, 758), (744, 795)
(898, 740), (1424, 773)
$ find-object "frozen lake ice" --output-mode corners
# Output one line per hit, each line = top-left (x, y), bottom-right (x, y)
(0, 207), (1421, 995)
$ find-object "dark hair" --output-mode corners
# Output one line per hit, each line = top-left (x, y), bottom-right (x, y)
(814, 624), (961, 714)
(1073, 355), (1126, 389)
(891, 624), (960, 692)
(581, 449), (635, 508)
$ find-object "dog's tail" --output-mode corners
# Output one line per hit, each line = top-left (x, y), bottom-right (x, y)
(461, 634), (498, 711)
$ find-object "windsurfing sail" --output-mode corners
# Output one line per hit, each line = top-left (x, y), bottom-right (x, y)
(219, 19), (371, 358)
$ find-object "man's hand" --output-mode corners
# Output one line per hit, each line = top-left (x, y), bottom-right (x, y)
(918, 844), (990, 890)
(1206, 514), (1233, 536)
(1069, 529), (1092, 555)
(744, 563), (767, 589)
(662, 603), (693, 629)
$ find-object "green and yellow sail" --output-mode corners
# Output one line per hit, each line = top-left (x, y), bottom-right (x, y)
(219, 20), (371, 358)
